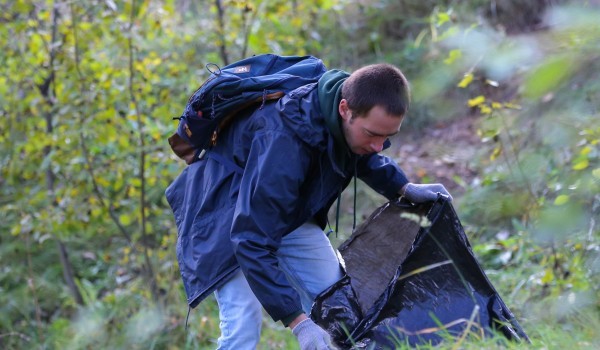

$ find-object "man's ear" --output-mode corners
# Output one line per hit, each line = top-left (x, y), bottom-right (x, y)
(338, 99), (351, 121)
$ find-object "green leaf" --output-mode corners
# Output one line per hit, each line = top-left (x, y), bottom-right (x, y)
(318, 0), (336, 10)
(554, 195), (570, 206)
(523, 55), (576, 99)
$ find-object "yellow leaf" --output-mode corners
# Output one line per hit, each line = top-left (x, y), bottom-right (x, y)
(491, 102), (503, 109)
(114, 177), (124, 192)
(541, 269), (554, 284)
(11, 224), (21, 236)
(457, 73), (473, 88)
(128, 187), (138, 197)
(29, 33), (43, 52)
(572, 159), (589, 170)
(467, 95), (485, 107)
(444, 49), (462, 65)
(0, 76), (6, 96)
(119, 214), (132, 226)
(480, 105), (492, 115)
(554, 195), (570, 206)
(437, 12), (450, 26)
(39, 9), (50, 21)
(580, 146), (592, 156)
(503, 102), (522, 110)
(79, 22), (92, 31)
(97, 177), (110, 187)
(118, 136), (130, 149)
(490, 146), (502, 161)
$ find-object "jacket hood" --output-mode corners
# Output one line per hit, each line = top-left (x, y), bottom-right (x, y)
(274, 83), (329, 149)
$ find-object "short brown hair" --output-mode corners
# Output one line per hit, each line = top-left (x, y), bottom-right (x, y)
(342, 63), (410, 117)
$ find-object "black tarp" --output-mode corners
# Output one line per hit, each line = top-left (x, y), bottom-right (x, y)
(311, 197), (529, 349)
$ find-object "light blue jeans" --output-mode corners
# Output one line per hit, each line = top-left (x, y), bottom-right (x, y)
(214, 220), (343, 350)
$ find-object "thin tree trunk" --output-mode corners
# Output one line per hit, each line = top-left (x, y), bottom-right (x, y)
(128, 0), (160, 302)
(215, 0), (229, 65)
(39, 2), (84, 307)
(57, 241), (84, 304)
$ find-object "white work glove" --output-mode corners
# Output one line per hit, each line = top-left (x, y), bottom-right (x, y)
(401, 183), (452, 203)
(292, 318), (337, 350)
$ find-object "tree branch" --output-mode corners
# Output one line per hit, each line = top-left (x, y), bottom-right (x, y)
(497, 111), (537, 204)
(0, 332), (31, 342)
(24, 227), (43, 342)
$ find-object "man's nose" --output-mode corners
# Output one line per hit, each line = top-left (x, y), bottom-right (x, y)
(370, 141), (384, 153)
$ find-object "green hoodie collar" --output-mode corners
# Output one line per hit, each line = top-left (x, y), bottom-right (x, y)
(318, 69), (351, 171)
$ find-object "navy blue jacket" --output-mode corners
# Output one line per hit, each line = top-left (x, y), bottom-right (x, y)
(165, 83), (409, 322)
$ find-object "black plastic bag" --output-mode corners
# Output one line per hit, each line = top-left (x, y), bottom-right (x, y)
(311, 197), (529, 349)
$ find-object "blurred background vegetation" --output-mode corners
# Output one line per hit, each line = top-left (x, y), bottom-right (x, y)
(0, 0), (598, 349)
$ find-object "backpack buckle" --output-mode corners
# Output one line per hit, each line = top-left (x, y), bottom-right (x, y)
(210, 130), (218, 146)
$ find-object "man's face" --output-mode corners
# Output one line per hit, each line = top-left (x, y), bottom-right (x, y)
(339, 99), (403, 155)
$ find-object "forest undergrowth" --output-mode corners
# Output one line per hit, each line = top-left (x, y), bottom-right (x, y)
(1, 1), (598, 349)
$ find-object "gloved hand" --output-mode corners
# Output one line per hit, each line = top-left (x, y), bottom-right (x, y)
(401, 183), (452, 203)
(292, 318), (337, 350)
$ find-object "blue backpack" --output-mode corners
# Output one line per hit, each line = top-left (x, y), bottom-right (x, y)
(169, 54), (327, 164)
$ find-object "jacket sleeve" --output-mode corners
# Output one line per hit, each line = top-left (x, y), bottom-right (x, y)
(230, 129), (312, 322)
(356, 148), (409, 200)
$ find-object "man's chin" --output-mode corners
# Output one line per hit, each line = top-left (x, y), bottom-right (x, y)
(353, 148), (374, 155)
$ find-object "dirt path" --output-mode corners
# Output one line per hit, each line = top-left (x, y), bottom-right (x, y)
(391, 114), (483, 197)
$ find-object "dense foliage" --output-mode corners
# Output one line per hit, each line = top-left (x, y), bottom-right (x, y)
(0, 0), (598, 349)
